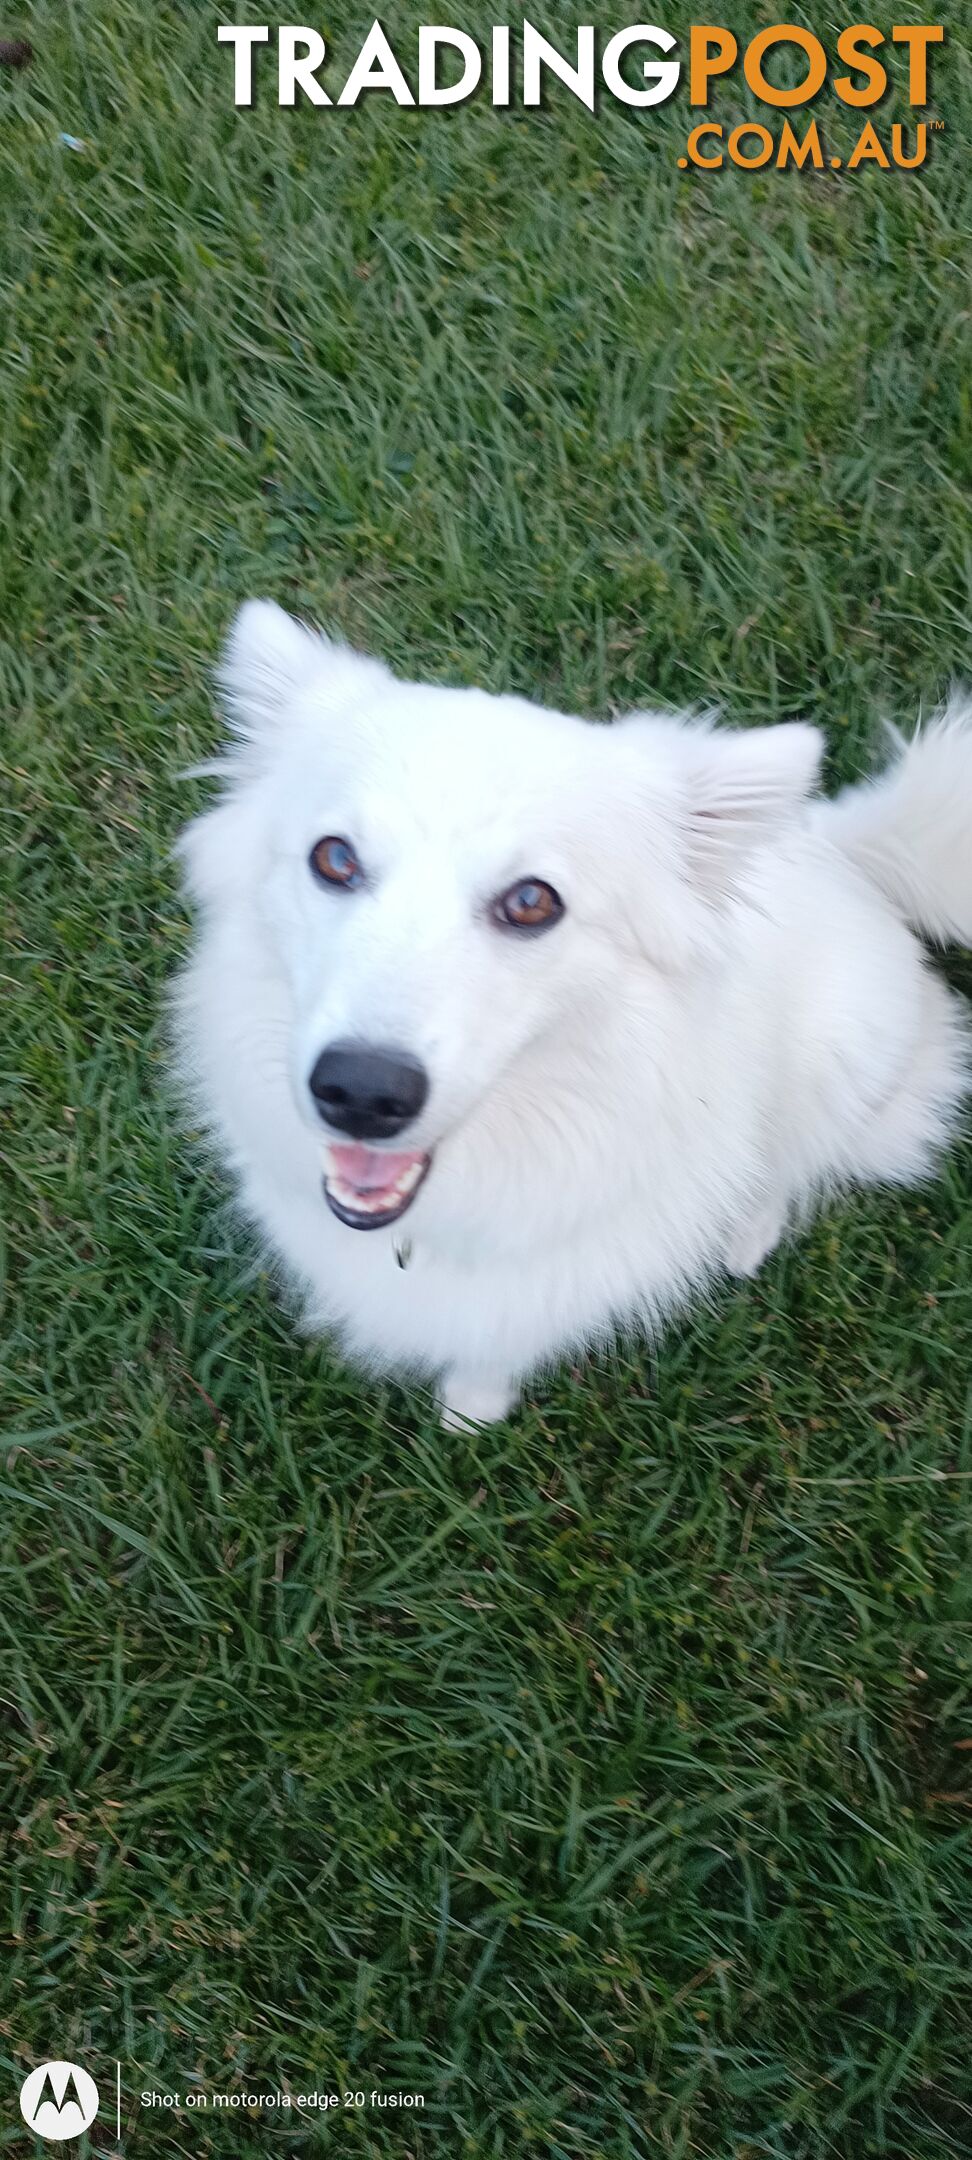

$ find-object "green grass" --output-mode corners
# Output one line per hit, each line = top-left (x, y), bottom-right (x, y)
(2, 2), (971, 2154)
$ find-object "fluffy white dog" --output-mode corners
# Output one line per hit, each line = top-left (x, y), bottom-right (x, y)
(174, 601), (972, 1427)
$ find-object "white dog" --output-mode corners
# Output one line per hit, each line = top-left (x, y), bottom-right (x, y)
(174, 601), (972, 1427)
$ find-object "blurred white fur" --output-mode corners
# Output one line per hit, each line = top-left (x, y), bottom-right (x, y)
(174, 601), (972, 1425)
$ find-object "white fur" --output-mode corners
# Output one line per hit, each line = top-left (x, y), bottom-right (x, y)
(173, 602), (972, 1424)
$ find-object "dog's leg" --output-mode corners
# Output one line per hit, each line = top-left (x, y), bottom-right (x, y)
(439, 1366), (518, 1431)
(725, 1199), (787, 1278)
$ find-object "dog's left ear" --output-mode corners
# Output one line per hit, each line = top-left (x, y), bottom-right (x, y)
(606, 714), (824, 968)
(682, 721), (823, 900)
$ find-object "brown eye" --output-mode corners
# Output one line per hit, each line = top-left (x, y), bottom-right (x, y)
(309, 835), (363, 889)
(492, 877), (564, 934)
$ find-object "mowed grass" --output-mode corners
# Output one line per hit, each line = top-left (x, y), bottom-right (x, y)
(2, 2), (972, 2154)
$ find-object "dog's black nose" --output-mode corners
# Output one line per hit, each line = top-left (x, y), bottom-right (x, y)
(308, 1042), (429, 1141)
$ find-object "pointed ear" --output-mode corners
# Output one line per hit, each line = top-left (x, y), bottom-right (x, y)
(684, 721), (822, 897)
(218, 598), (391, 750)
(218, 599), (330, 741)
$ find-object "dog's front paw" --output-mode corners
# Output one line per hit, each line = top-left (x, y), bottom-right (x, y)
(439, 1368), (518, 1431)
(725, 1202), (786, 1278)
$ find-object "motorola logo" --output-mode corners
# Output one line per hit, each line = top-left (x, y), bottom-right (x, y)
(19, 2061), (100, 2141)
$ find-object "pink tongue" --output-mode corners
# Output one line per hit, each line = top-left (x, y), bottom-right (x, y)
(326, 1143), (423, 1193)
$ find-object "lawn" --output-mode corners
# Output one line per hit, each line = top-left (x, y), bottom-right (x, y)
(2, 3), (971, 2155)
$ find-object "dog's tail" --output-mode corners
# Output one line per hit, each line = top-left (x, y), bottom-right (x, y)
(824, 693), (972, 947)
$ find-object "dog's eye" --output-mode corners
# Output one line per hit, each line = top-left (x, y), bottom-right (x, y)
(309, 836), (363, 890)
(492, 878), (564, 934)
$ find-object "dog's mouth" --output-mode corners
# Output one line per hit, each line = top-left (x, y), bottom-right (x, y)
(321, 1141), (432, 1230)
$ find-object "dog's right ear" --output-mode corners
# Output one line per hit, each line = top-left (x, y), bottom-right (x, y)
(218, 599), (387, 744)
(219, 599), (330, 741)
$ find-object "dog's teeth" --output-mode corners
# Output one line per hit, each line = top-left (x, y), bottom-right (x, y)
(329, 1176), (405, 1213)
(322, 1146), (429, 1222)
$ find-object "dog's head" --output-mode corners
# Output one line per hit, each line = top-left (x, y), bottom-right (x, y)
(181, 601), (821, 1232)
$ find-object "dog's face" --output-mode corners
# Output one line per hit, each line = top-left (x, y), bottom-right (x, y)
(182, 602), (820, 1232)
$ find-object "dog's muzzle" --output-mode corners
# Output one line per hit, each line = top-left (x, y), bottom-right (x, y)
(309, 1040), (432, 1229)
